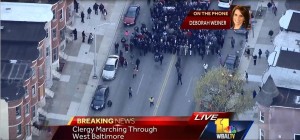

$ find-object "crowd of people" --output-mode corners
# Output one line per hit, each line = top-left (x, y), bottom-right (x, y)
(115, 0), (226, 66)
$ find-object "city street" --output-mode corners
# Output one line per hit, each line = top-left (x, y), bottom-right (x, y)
(88, 0), (251, 117)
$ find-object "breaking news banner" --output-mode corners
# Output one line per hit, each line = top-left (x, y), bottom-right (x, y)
(181, 5), (251, 30)
(47, 112), (253, 140)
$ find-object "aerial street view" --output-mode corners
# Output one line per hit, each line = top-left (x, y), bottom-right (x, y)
(1, 0), (300, 139)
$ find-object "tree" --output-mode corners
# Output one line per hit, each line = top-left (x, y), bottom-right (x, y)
(195, 67), (255, 113)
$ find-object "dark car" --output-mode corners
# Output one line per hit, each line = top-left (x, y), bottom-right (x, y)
(224, 54), (239, 76)
(90, 85), (109, 110)
(123, 6), (140, 26)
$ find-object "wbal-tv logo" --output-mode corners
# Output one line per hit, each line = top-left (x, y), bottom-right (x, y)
(192, 112), (253, 140)
(215, 118), (236, 139)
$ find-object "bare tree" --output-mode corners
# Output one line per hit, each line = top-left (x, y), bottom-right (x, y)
(195, 67), (255, 113)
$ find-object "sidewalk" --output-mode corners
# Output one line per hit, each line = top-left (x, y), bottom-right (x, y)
(44, 0), (129, 124)
(236, 0), (287, 139)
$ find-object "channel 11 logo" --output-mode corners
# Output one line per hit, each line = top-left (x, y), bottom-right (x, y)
(215, 118), (237, 139)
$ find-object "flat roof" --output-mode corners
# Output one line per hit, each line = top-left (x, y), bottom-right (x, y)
(271, 87), (300, 108)
(279, 10), (300, 33)
(0, 2), (53, 22)
(1, 42), (39, 61)
(276, 50), (300, 70)
(1, 21), (46, 42)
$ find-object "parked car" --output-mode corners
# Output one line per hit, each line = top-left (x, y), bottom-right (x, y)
(123, 6), (140, 26)
(224, 54), (239, 76)
(102, 55), (119, 80)
(90, 85), (109, 110)
(218, 0), (233, 9)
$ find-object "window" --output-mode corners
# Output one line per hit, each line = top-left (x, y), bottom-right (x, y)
(32, 105), (36, 119)
(24, 86), (28, 97)
(259, 111), (264, 123)
(38, 48), (43, 58)
(39, 66), (44, 77)
(60, 28), (65, 42)
(59, 9), (63, 20)
(32, 85), (36, 96)
(295, 134), (300, 140)
(260, 129), (264, 140)
(17, 124), (22, 136)
(25, 124), (30, 136)
(25, 104), (29, 115)
(52, 10), (56, 20)
(52, 29), (56, 39)
(46, 46), (50, 57)
(16, 105), (21, 118)
(46, 29), (49, 38)
(52, 47), (58, 62)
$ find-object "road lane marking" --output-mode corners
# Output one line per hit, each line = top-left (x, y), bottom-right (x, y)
(136, 74), (144, 95)
(153, 55), (176, 116)
(185, 78), (193, 96)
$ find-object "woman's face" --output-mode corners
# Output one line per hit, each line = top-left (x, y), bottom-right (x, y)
(233, 9), (245, 29)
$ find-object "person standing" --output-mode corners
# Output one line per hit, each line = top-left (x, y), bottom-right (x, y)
(88, 33), (93, 44)
(128, 87), (132, 98)
(73, 28), (77, 40)
(120, 56), (124, 67)
(265, 50), (270, 59)
(149, 97), (154, 107)
(81, 11), (85, 23)
(135, 58), (140, 70)
(99, 3), (104, 13)
(82, 31), (86, 43)
(253, 90), (257, 99)
(87, 7), (92, 19)
(114, 42), (119, 54)
(177, 72), (182, 85)
(159, 54), (164, 65)
(93, 3), (99, 15)
(245, 71), (248, 82)
(74, 0), (79, 13)
(258, 49), (262, 58)
(231, 37), (235, 49)
(253, 55), (258, 65)
(203, 63), (208, 73)
(245, 31), (249, 42)
(272, 5), (277, 16)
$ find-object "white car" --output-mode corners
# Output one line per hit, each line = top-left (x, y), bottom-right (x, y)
(102, 55), (119, 80)
(218, 0), (233, 9)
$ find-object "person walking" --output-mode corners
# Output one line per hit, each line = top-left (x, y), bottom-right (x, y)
(87, 7), (92, 19)
(107, 100), (112, 107)
(99, 3), (104, 13)
(268, 30), (274, 42)
(253, 90), (257, 99)
(272, 5), (277, 16)
(119, 56), (124, 67)
(245, 31), (249, 42)
(135, 58), (140, 70)
(124, 59), (128, 70)
(177, 72), (182, 85)
(149, 97), (154, 107)
(203, 63), (208, 73)
(102, 8), (107, 20)
(128, 87), (132, 98)
(175, 61), (180, 73)
(258, 49), (262, 58)
(88, 33), (93, 44)
(133, 66), (138, 78)
(245, 71), (248, 83)
(74, 0), (79, 13)
(114, 42), (119, 54)
(93, 3), (99, 15)
(265, 50), (270, 59)
(231, 37), (235, 49)
(253, 55), (258, 65)
(81, 11), (85, 23)
(159, 54), (164, 65)
(246, 48), (250, 59)
(82, 31), (86, 43)
(73, 28), (77, 40)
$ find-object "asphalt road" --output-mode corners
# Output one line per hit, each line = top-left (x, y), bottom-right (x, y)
(88, 0), (257, 117)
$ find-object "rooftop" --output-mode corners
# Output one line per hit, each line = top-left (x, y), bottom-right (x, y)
(271, 87), (300, 108)
(276, 50), (300, 70)
(1, 61), (32, 101)
(1, 21), (46, 42)
(0, 2), (53, 22)
(279, 10), (300, 33)
(273, 31), (300, 53)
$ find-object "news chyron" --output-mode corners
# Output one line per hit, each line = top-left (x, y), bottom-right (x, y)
(181, 5), (252, 31)
(49, 112), (253, 139)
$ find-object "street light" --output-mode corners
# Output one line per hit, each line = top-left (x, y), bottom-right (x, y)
(92, 23), (111, 79)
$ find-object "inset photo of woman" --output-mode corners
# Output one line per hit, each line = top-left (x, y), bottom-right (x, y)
(230, 5), (251, 30)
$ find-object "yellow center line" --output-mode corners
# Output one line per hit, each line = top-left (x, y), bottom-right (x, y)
(153, 55), (176, 116)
